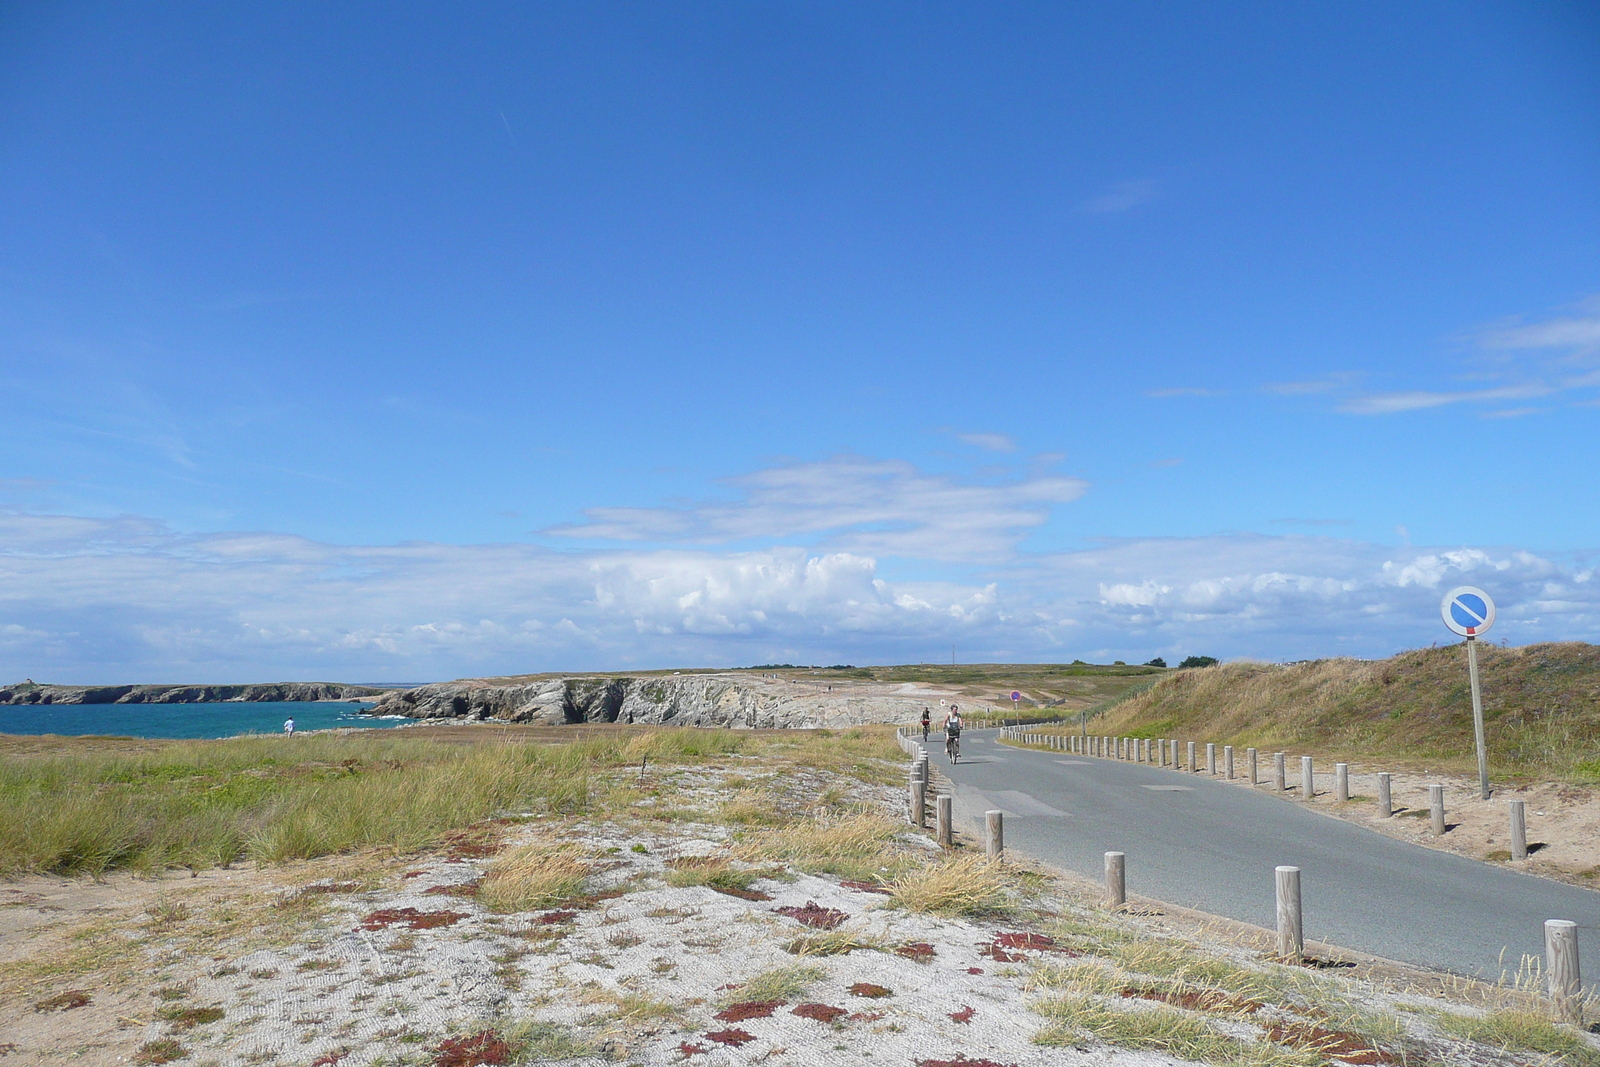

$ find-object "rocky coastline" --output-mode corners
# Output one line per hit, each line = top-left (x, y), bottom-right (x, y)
(0, 680), (385, 705)
(366, 672), (943, 729)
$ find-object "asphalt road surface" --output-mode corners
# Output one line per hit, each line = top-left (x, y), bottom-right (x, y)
(937, 729), (1599, 990)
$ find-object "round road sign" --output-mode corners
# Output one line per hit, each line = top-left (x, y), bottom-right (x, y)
(1441, 586), (1496, 638)
(1010, 691), (1021, 701)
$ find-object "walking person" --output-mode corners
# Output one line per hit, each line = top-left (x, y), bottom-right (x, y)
(283, 717), (296, 737)
(920, 706), (931, 742)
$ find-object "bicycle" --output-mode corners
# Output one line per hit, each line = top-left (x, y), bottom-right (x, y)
(945, 733), (960, 763)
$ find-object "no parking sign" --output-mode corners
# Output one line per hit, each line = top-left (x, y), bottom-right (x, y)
(1441, 586), (1496, 638)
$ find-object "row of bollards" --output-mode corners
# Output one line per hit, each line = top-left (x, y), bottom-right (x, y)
(990, 723), (1586, 1023)
(1001, 726), (1536, 857)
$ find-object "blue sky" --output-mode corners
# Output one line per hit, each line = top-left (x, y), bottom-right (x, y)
(2, 2), (1598, 681)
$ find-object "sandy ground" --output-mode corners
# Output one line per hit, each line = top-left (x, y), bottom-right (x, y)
(5, 745), (1596, 1067)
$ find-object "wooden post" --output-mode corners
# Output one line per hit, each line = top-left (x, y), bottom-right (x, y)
(1105, 851), (1126, 910)
(1276, 866), (1303, 960)
(936, 794), (953, 849)
(1273, 752), (1286, 792)
(1335, 763), (1349, 802)
(1301, 756), (1314, 800)
(1377, 772), (1392, 817)
(1247, 747), (1258, 785)
(1510, 799), (1527, 860)
(1142, 738), (1151, 762)
(986, 809), (1004, 860)
(911, 781), (926, 828)
(1224, 745), (1235, 780)
(1187, 741), (1197, 773)
(1429, 784), (1446, 836)
(1206, 742), (1217, 775)
(1545, 919), (1582, 1023)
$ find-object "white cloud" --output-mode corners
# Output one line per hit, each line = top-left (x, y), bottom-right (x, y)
(1339, 383), (1553, 415)
(1334, 296), (1600, 416)
(546, 454), (1087, 562)
(1083, 179), (1159, 214)
(2, 510), (1597, 682)
(955, 432), (1016, 453)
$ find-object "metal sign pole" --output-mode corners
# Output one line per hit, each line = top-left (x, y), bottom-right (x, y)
(1442, 586), (1496, 801)
(1466, 635), (1489, 799)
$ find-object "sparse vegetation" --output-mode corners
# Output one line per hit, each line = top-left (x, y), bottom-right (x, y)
(1433, 1008), (1600, 1066)
(887, 853), (1020, 917)
(1089, 641), (1600, 782)
(477, 845), (591, 912)
(725, 963), (826, 1004)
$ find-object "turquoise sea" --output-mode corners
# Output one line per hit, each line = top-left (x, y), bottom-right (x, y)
(0, 700), (414, 739)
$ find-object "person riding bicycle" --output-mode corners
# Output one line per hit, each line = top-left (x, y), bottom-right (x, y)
(943, 706), (963, 761)
(920, 706), (931, 741)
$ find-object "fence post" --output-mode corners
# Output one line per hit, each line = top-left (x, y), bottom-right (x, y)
(1224, 745), (1235, 780)
(911, 781), (926, 828)
(936, 794), (953, 849)
(1377, 773), (1392, 817)
(986, 810), (1004, 860)
(1510, 799), (1527, 860)
(1545, 919), (1582, 1023)
(1247, 747), (1258, 785)
(1204, 742), (1215, 775)
(1301, 756), (1314, 800)
(1105, 851), (1126, 910)
(1429, 784), (1446, 836)
(1276, 866), (1303, 960)
(1273, 752), (1287, 792)
(1335, 763), (1349, 802)
(1187, 741), (1197, 773)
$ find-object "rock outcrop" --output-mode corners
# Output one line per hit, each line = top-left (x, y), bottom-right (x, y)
(364, 673), (945, 729)
(0, 681), (385, 705)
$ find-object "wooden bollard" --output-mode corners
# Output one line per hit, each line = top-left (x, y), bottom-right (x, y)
(1187, 741), (1197, 773)
(1247, 747), (1258, 785)
(1275, 866), (1303, 960)
(1377, 772), (1392, 817)
(1335, 763), (1349, 802)
(936, 794), (953, 848)
(1105, 851), (1126, 910)
(1510, 799), (1527, 860)
(1224, 745), (1235, 780)
(1273, 752), (1287, 792)
(986, 809), (1004, 860)
(1544, 919), (1582, 1023)
(1301, 756), (1314, 799)
(1206, 742), (1217, 775)
(1429, 784), (1446, 836)
(1141, 738), (1150, 762)
(911, 781), (926, 828)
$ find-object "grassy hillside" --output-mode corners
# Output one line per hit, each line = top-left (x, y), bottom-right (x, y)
(1092, 642), (1600, 784)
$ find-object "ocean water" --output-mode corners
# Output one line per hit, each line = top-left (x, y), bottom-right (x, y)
(0, 700), (413, 739)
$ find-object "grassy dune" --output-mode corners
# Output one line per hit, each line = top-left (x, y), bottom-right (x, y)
(1092, 642), (1600, 783)
(0, 726), (901, 876)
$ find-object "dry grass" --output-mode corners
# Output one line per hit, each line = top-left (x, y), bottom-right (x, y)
(726, 963), (826, 1004)
(477, 844), (591, 912)
(735, 809), (909, 883)
(1433, 1008), (1600, 1065)
(1091, 642), (1600, 783)
(1033, 993), (1322, 1067)
(886, 852), (1019, 917)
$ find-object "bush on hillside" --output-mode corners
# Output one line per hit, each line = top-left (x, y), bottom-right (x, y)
(1144, 657), (1167, 668)
(1178, 655), (1218, 669)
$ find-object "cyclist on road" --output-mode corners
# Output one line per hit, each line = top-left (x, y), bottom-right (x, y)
(943, 705), (963, 763)
(920, 706), (931, 742)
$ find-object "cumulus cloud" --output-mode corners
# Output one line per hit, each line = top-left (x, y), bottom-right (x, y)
(2, 509), (1597, 682)
(546, 454), (1087, 562)
(955, 432), (1016, 453)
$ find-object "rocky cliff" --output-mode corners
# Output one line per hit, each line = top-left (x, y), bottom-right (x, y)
(0, 681), (385, 705)
(365, 673), (943, 729)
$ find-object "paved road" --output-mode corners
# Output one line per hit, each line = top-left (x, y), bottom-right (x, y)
(936, 729), (1599, 989)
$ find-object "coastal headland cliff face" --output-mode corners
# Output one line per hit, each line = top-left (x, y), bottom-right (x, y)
(0, 681), (384, 705)
(365, 673), (951, 729)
